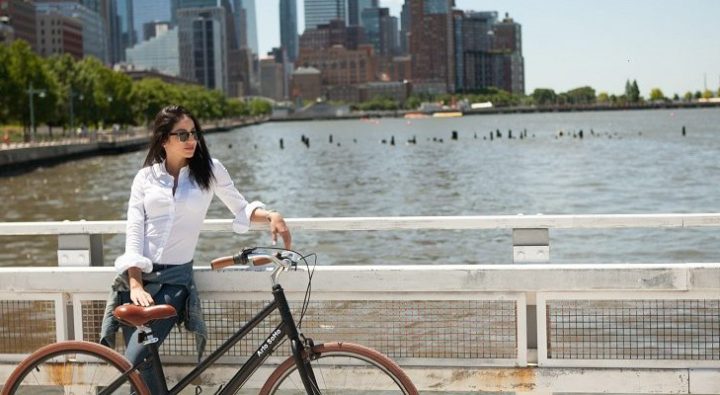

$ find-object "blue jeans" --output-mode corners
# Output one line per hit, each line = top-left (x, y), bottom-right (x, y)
(120, 283), (188, 394)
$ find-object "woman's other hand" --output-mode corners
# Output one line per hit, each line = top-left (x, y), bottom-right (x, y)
(130, 286), (154, 306)
(268, 212), (292, 249)
(127, 267), (154, 306)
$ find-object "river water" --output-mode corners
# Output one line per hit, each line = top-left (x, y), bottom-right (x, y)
(2, 108), (720, 267)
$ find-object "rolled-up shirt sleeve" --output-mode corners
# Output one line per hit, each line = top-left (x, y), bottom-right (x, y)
(114, 171), (153, 273)
(212, 159), (264, 233)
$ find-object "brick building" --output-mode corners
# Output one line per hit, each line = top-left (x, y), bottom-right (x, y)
(35, 11), (82, 59)
(408, 0), (455, 94)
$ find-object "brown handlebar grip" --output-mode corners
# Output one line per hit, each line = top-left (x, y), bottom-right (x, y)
(211, 256), (235, 270)
(250, 257), (272, 266)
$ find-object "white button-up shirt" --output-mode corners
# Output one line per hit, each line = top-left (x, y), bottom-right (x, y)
(114, 158), (264, 273)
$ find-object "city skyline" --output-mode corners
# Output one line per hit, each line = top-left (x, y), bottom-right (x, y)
(257, 0), (720, 96)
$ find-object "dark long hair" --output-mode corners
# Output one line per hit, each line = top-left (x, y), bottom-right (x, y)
(143, 105), (215, 190)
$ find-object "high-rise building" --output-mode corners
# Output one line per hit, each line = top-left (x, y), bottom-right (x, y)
(459, 11), (495, 92)
(304, 0), (346, 30)
(230, 0), (257, 54)
(117, 0), (135, 58)
(361, 7), (397, 56)
(457, 11), (524, 95)
(490, 13), (524, 95)
(347, 0), (376, 26)
(296, 44), (375, 86)
(133, 0), (170, 44)
(143, 20), (170, 41)
(398, 1), (409, 54)
(177, 6), (229, 92)
(408, 0), (455, 93)
(0, 0), (37, 51)
(126, 26), (178, 75)
(299, 19), (363, 52)
(259, 57), (283, 100)
(243, 0), (257, 54)
(35, 11), (83, 58)
(279, 0), (297, 61)
(35, 1), (108, 62)
(176, 0), (248, 96)
(231, 0), (247, 48)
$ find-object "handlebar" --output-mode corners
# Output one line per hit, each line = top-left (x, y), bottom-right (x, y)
(211, 247), (300, 285)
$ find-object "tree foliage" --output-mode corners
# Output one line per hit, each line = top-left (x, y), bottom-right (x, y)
(532, 88), (557, 105)
(624, 79), (641, 103)
(649, 88), (665, 101)
(564, 86), (596, 104)
(1, 40), (271, 133)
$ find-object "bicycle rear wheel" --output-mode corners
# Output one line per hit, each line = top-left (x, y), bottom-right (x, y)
(2, 340), (149, 395)
(260, 342), (417, 395)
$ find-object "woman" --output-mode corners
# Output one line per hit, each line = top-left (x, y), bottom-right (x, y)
(100, 105), (291, 393)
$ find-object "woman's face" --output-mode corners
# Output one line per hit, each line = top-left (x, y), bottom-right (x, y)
(164, 115), (198, 163)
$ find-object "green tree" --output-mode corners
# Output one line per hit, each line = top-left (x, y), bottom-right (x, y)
(249, 98), (272, 116)
(565, 86), (596, 105)
(4, 40), (59, 138)
(0, 44), (10, 124)
(130, 78), (181, 124)
(629, 80), (641, 103)
(672, 93), (680, 101)
(684, 91), (694, 101)
(596, 92), (610, 103)
(531, 88), (557, 105)
(226, 98), (249, 117)
(405, 95), (421, 110)
(694, 91), (702, 99)
(46, 54), (78, 131)
(103, 70), (134, 126)
(702, 89), (714, 99)
(649, 88), (665, 101)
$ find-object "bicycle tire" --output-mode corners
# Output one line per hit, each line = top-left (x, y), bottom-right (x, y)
(2, 340), (150, 395)
(260, 342), (418, 395)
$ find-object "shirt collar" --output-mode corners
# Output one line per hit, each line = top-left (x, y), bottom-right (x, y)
(152, 161), (189, 180)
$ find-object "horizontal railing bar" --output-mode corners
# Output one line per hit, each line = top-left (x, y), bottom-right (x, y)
(1, 213), (720, 235)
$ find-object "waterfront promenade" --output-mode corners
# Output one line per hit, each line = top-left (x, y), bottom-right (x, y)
(0, 116), (267, 173)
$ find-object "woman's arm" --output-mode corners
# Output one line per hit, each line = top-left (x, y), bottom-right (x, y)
(114, 171), (153, 273)
(212, 160), (292, 248)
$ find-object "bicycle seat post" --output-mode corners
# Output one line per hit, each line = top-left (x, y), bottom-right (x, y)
(140, 325), (169, 395)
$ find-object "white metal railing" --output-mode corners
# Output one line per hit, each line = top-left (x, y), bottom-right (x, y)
(0, 264), (718, 394)
(1, 215), (720, 394)
(2, 213), (720, 265)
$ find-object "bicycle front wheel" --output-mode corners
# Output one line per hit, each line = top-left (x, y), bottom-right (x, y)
(260, 342), (417, 395)
(2, 340), (149, 395)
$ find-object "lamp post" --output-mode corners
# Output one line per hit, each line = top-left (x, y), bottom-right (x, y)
(27, 82), (46, 141)
(68, 90), (84, 134)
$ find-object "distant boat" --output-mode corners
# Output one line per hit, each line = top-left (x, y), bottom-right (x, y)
(433, 112), (463, 118)
(404, 112), (430, 119)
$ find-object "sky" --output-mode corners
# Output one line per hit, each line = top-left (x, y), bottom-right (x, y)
(256, 0), (720, 96)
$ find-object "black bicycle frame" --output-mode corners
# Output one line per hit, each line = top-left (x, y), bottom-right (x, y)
(103, 283), (319, 395)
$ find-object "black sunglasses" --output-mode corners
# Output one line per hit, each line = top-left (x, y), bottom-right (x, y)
(169, 129), (200, 142)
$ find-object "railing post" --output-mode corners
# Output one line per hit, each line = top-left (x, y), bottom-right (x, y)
(57, 234), (104, 266)
(513, 228), (549, 263)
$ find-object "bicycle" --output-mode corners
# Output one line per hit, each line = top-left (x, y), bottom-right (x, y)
(2, 247), (418, 394)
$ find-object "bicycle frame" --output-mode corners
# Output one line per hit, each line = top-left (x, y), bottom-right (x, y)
(103, 282), (319, 395)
